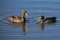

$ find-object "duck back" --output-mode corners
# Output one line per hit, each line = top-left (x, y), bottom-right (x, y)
(45, 17), (56, 23)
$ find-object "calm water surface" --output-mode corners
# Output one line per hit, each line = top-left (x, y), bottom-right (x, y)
(0, 0), (60, 40)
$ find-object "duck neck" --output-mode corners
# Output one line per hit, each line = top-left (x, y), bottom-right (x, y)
(21, 14), (25, 21)
(22, 13), (25, 18)
(40, 19), (44, 23)
(22, 15), (24, 18)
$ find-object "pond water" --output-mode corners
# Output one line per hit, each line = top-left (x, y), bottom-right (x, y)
(0, 0), (60, 40)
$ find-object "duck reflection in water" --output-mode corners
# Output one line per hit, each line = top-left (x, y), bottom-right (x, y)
(9, 21), (28, 36)
(21, 22), (28, 36)
(38, 23), (44, 31)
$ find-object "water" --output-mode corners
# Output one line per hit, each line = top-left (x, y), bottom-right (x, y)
(0, 0), (60, 40)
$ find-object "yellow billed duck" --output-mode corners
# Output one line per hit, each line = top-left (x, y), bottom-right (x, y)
(38, 16), (56, 24)
(8, 10), (28, 23)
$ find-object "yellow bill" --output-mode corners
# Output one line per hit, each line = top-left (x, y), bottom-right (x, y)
(25, 13), (28, 16)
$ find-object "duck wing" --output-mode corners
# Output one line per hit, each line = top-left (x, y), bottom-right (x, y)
(45, 17), (56, 21)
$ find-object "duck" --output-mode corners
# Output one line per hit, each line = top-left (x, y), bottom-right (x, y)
(8, 10), (28, 23)
(38, 16), (56, 24)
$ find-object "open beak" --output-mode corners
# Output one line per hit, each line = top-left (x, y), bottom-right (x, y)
(25, 13), (28, 16)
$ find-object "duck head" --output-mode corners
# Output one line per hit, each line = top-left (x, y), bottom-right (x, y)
(38, 16), (45, 23)
(22, 10), (28, 17)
